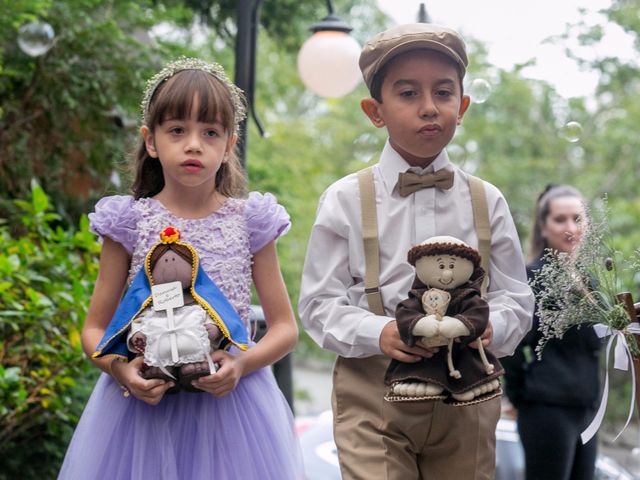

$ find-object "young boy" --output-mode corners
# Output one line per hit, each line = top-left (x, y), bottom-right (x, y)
(299, 23), (534, 479)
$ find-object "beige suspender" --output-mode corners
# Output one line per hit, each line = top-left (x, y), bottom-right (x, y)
(467, 174), (491, 297)
(357, 168), (491, 315)
(357, 167), (386, 315)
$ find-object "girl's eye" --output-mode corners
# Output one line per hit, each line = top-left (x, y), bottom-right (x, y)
(169, 127), (184, 135)
(205, 130), (218, 137)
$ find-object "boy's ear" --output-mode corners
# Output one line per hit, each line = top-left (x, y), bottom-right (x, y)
(361, 98), (386, 128)
(457, 95), (471, 125)
(140, 126), (158, 158)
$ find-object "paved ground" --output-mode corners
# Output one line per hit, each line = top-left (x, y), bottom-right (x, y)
(292, 360), (333, 416)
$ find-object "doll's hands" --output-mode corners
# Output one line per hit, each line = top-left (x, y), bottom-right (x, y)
(110, 356), (175, 406)
(411, 315), (439, 337)
(130, 332), (147, 354)
(439, 316), (471, 338)
(380, 320), (438, 362)
(205, 323), (222, 348)
(192, 350), (245, 397)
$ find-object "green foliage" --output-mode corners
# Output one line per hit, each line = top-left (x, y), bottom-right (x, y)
(0, 182), (100, 479)
(0, 0), (203, 221)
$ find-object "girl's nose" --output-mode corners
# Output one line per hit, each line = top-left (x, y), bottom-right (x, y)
(184, 133), (202, 153)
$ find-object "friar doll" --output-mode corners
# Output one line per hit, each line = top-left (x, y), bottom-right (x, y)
(385, 236), (503, 405)
(93, 226), (248, 393)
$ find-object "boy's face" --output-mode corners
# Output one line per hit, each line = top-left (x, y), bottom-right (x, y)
(361, 49), (470, 167)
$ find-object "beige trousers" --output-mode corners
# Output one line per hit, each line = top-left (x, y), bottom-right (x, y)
(332, 355), (501, 480)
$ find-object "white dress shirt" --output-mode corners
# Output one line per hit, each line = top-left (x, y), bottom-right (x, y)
(298, 141), (534, 358)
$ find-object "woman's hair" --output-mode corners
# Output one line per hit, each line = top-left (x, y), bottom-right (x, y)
(131, 69), (246, 199)
(528, 184), (584, 261)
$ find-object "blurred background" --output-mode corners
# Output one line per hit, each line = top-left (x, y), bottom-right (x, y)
(1, 0), (640, 478)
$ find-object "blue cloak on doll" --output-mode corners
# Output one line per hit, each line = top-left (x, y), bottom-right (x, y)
(93, 226), (248, 361)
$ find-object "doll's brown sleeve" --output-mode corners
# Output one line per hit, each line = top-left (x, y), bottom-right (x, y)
(453, 292), (489, 345)
(395, 293), (424, 346)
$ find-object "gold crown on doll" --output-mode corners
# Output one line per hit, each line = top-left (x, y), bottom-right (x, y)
(159, 226), (181, 244)
(140, 56), (247, 130)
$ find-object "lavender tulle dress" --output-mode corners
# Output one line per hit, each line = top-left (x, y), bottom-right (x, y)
(58, 193), (304, 480)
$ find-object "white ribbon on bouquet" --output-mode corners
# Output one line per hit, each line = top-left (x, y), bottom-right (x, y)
(581, 321), (640, 444)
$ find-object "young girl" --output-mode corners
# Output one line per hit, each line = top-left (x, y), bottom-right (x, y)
(58, 57), (303, 479)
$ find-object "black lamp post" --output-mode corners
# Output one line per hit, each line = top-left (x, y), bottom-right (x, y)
(233, 0), (360, 413)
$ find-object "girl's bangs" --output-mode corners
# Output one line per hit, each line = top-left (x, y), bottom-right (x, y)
(149, 71), (235, 131)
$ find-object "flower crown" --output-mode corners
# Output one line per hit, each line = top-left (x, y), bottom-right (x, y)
(141, 57), (247, 131)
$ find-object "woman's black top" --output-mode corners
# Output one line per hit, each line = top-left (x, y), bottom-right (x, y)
(502, 256), (602, 408)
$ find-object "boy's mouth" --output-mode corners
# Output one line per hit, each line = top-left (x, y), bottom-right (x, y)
(418, 124), (441, 135)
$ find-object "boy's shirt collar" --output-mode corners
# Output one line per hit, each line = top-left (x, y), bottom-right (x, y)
(378, 140), (452, 194)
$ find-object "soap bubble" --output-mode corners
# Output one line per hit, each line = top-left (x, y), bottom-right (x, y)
(18, 21), (55, 57)
(469, 79), (491, 104)
(560, 121), (583, 143)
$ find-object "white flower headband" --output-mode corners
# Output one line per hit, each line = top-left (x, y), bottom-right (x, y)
(141, 57), (247, 132)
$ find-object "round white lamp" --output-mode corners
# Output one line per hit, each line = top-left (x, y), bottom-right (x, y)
(297, 8), (361, 98)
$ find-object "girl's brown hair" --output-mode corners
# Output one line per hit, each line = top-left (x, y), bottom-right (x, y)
(131, 69), (246, 199)
(528, 184), (584, 262)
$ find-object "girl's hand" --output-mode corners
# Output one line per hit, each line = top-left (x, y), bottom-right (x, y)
(193, 350), (245, 397)
(111, 356), (175, 405)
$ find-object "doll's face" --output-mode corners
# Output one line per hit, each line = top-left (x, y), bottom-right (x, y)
(415, 254), (474, 290)
(151, 250), (192, 289)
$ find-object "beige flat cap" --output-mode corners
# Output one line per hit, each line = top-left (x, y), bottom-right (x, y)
(359, 23), (468, 90)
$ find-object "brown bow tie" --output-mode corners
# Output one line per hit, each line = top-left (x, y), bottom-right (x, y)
(397, 169), (455, 196)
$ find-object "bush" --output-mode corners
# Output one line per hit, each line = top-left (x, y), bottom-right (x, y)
(0, 182), (100, 478)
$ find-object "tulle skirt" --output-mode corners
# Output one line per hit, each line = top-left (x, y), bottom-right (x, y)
(58, 366), (303, 479)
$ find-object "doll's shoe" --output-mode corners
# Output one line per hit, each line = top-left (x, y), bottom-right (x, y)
(384, 381), (447, 402)
(447, 380), (503, 407)
(140, 364), (180, 394)
(179, 361), (212, 393)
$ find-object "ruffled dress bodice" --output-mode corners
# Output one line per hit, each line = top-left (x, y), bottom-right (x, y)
(88, 193), (290, 329)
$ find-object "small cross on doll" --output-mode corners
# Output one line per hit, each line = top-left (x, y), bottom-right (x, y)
(385, 236), (503, 406)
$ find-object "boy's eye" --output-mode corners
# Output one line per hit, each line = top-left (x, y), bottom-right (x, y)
(435, 90), (452, 97)
(399, 90), (417, 97)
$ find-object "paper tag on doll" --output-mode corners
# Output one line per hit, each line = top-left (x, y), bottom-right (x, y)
(151, 282), (185, 311)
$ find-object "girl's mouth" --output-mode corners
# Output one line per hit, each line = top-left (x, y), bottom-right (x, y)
(181, 159), (203, 172)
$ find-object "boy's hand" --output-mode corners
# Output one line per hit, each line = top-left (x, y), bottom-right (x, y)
(469, 320), (493, 349)
(380, 320), (438, 362)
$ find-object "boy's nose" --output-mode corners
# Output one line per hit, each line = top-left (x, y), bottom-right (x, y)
(419, 98), (437, 118)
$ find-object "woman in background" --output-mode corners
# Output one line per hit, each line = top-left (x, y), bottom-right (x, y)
(503, 184), (602, 480)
